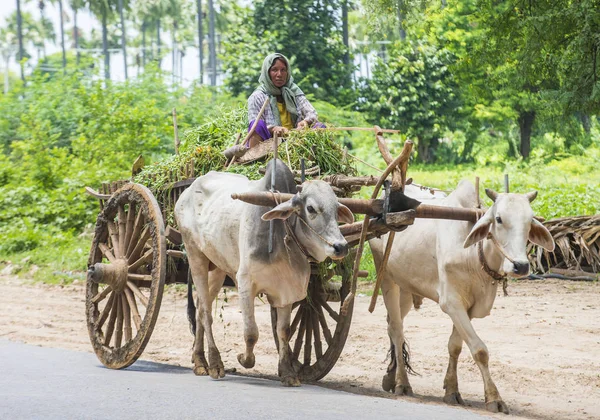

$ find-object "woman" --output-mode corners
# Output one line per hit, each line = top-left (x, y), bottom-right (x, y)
(246, 53), (323, 148)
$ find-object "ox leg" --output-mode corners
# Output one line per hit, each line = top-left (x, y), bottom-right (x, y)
(381, 280), (414, 396)
(189, 250), (225, 379)
(275, 305), (301, 387)
(443, 326), (465, 405)
(236, 277), (258, 369)
(441, 299), (508, 414)
(192, 268), (227, 376)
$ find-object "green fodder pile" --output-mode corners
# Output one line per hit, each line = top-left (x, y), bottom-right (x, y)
(133, 105), (355, 225)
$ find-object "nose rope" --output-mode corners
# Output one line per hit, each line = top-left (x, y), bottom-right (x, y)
(269, 191), (316, 263)
(487, 232), (515, 264)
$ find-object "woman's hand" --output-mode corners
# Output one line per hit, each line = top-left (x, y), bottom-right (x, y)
(296, 120), (309, 130)
(271, 126), (289, 136)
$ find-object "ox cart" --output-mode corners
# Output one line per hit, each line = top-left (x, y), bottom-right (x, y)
(84, 126), (486, 382)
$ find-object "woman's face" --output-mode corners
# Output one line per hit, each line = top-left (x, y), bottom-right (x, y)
(269, 58), (288, 88)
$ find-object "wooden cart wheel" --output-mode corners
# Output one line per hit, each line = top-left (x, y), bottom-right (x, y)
(86, 183), (166, 369)
(271, 255), (354, 382)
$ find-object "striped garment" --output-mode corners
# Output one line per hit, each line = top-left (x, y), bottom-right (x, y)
(247, 90), (318, 128)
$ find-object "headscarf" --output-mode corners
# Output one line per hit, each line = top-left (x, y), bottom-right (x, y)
(256, 53), (304, 127)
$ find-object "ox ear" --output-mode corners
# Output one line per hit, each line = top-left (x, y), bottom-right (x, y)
(261, 195), (300, 221)
(463, 210), (493, 248)
(337, 204), (355, 225)
(529, 218), (555, 251)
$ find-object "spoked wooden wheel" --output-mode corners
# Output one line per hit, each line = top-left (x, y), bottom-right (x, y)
(271, 255), (354, 382)
(86, 183), (166, 369)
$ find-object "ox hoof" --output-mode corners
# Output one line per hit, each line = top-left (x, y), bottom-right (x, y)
(281, 375), (301, 387)
(485, 400), (509, 414)
(208, 366), (225, 380)
(382, 373), (396, 393)
(443, 392), (465, 406)
(237, 352), (256, 369)
(193, 365), (209, 376)
(394, 385), (413, 397)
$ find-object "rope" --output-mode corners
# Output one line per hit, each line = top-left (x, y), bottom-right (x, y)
(477, 239), (509, 297)
(268, 191), (320, 263)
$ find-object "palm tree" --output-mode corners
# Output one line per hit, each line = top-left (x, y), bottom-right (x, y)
(207, 0), (215, 85)
(137, 0), (169, 69)
(56, 0), (67, 73)
(196, 0), (203, 83)
(87, 0), (116, 79)
(117, 0), (127, 79)
(69, 0), (84, 65)
(16, 0), (25, 80)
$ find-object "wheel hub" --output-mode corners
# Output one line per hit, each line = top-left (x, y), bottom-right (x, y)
(88, 259), (129, 292)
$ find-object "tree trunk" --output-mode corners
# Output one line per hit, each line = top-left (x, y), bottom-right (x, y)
(342, 1), (349, 65)
(102, 10), (110, 80)
(518, 110), (535, 159)
(4, 56), (9, 93)
(58, 0), (66, 73)
(417, 138), (432, 163)
(142, 21), (146, 66)
(397, 0), (406, 41)
(580, 113), (591, 134)
(196, 0), (203, 83)
(208, 0), (216, 86)
(156, 19), (161, 68)
(171, 23), (177, 85)
(74, 7), (79, 65)
(16, 0), (25, 81)
(118, 0), (127, 80)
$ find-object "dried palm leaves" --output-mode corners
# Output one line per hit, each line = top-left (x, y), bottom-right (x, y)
(528, 215), (600, 275)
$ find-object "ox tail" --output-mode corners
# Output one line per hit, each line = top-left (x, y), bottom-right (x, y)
(387, 340), (418, 376)
(187, 273), (196, 336)
(402, 340), (418, 376)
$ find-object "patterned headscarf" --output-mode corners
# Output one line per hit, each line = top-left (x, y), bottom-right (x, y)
(256, 53), (304, 126)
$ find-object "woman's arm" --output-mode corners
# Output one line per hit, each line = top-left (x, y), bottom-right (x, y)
(248, 91), (269, 123)
(296, 95), (318, 126)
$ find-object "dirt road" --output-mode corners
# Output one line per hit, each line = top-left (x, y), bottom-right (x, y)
(1, 275), (598, 419)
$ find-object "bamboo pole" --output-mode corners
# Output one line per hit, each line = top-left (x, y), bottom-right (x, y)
(173, 108), (180, 154)
(313, 126), (400, 134)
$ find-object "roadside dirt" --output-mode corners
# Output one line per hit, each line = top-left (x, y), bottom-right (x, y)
(1, 275), (599, 419)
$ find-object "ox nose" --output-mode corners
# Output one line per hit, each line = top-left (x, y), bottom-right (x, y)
(333, 241), (348, 258)
(513, 261), (530, 276)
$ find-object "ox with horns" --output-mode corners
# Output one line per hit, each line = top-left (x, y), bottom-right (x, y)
(174, 159), (354, 386)
(370, 180), (555, 413)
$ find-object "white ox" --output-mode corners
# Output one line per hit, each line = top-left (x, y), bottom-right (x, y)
(174, 159), (354, 386)
(370, 180), (555, 413)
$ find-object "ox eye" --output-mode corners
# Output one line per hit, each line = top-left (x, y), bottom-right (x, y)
(307, 205), (317, 215)
(495, 216), (503, 224)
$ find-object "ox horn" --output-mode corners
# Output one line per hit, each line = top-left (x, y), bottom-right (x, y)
(485, 188), (499, 202)
(525, 191), (538, 203)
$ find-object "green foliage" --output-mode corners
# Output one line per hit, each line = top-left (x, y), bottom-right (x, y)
(222, 1), (355, 105)
(221, 5), (280, 97)
(358, 40), (462, 162)
(0, 66), (239, 256)
(135, 104), (355, 224)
